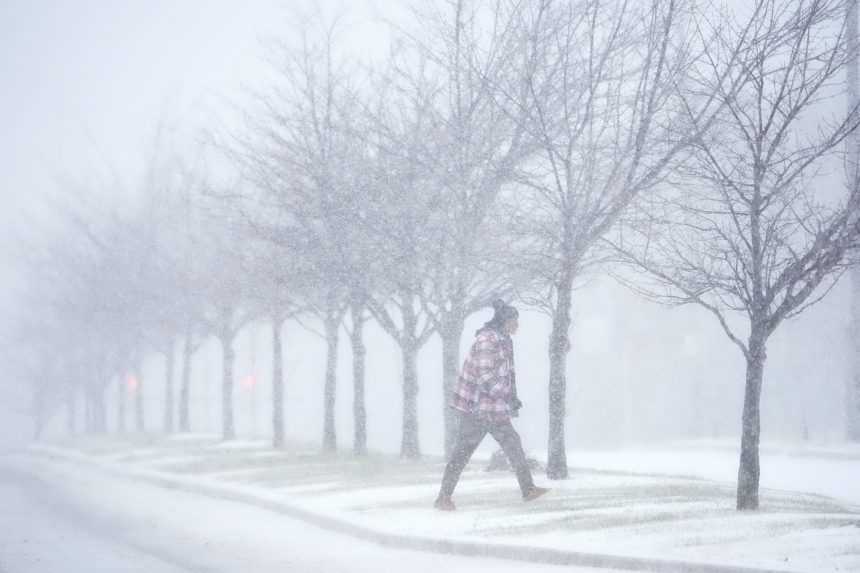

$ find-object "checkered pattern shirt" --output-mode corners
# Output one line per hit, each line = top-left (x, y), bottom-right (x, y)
(450, 328), (515, 422)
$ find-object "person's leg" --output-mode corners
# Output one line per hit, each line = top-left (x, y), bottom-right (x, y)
(489, 420), (535, 496)
(438, 415), (486, 499)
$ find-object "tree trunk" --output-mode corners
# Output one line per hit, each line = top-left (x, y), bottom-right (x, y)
(350, 303), (367, 456)
(849, 289), (860, 439)
(91, 385), (107, 434)
(67, 388), (76, 435)
(547, 276), (573, 479)
(33, 392), (45, 441)
(399, 291), (421, 459)
(134, 368), (145, 433)
(440, 312), (465, 458)
(85, 389), (92, 433)
(221, 334), (236, 441)
(400, 339), (421, 459)
(272, 315), (285, 449)
(737, 329), (767, 510)
(323, 311), (339, 452)
(117, 375), (127, 434)
(179, 328), (193, 433)
(847, 0), (860, 442)
(163, 340), (176, 434)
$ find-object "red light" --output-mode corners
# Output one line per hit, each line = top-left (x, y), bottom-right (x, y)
(241, 375), (257, 390)
(126, 375), (139, 392)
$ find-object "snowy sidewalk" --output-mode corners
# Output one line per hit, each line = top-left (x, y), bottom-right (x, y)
(19, 436), (860, 572)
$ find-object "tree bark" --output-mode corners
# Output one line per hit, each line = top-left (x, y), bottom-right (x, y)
(220, 334), (236, 441)
(134, 368), (145, 433)
(848, 0), (860, 442)
(350, 302), (367, 456)
(547, 275), (573, 479)
(849, 291), (860, 440)
(440, 312), (465, 458)
(399, 291), (421, 459)
(85, 388), (92, 433)
(117, 375), (126, 434)
(163, 339), (176, 434)
(179, 328), (193, 433)
(67, 387), (76, 435)
(323, 311), (339, 452)
(91, 385), (107, 434)
(400, 338), (421, 459)
(272, 315), (285, 449)
(33, 392), (45, 441)
(737, 328), (767, 510)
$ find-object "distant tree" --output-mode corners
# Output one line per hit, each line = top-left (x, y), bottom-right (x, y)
(194, 205), (256, 441)
(358, 64), (446, 459)
(393, 0), (539, 456)
(222, 10), (374, 452)
(2, 308), (73, 440)
(236, 225), (314, 449)
(40, 202), (121, 434)
(137, 136), (216, 436)
(173, 175), (209, 434)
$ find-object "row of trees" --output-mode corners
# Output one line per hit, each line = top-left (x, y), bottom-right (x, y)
(9, 0), (860, 511)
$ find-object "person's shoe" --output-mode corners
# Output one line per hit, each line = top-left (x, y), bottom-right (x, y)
(523, 486), (550, 502)
(434, 496), (456, 511)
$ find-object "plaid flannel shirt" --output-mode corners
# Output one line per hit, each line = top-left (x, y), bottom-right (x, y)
(450, 328), (516, 422)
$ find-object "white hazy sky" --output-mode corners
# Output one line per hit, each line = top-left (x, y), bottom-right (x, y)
(0, 0), (395, 254)
(0, 0), (395, 446)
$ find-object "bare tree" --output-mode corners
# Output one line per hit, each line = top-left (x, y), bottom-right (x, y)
(173, 166), (211, 435)
(501, 0), (738, 478)
(358, 62), (446, 459)
(17, 195), (133, 436)
(221, 10), (371, 452)
(145, 151), (200, 436)
(2, 306), (75, 440)
(616, 0), (860, 509)
(152, 158), (213, 436)
(194, 207), (256, 441)
(387, 0), (539, 456)
(236, 229), (314, 449)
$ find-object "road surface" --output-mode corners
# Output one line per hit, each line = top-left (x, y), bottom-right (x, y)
(0, 455), (619, 573)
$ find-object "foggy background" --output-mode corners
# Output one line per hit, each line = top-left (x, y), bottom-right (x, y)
(0, 0), (851, 457)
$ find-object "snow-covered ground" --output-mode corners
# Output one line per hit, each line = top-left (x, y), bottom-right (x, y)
(564, 440), (860, 505)
(0, 455), (613, 573)
(13, 436), (860, 572)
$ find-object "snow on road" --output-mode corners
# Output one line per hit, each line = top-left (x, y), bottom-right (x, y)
(0, 469), (187, 573)
(0, 455), (627, 573)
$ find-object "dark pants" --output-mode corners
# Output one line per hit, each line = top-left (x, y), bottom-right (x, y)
(439, 413), (534, 498)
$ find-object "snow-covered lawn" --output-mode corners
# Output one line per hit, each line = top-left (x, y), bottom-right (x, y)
(25, 436), (860, 572)
(564, 441), (860, 506)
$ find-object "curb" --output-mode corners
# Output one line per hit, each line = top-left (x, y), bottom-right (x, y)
(22, 446), (792, 573)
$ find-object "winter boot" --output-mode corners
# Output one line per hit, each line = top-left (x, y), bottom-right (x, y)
(523, 486), (550, 502)
(434, 496), (456, 511)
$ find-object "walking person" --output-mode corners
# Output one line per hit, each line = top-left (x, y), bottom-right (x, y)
(435, 300), (549, 511)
